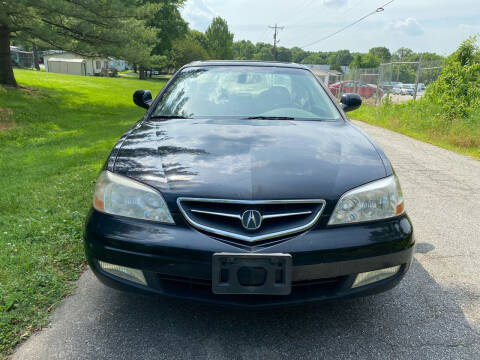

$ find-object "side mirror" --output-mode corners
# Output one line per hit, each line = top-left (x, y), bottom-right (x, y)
(133, 90), (153, 109)
(340, 93), (362, 112)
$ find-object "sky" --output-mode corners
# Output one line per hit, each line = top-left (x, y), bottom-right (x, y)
(180, 0), (480, 55)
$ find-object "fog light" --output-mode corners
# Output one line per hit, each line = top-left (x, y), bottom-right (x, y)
(352, 265), (401, 288)
(98, 261), (147, 286)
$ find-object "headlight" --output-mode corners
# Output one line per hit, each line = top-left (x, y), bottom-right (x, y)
(93, 171), (174, 224)
(328, 175), (404, 225)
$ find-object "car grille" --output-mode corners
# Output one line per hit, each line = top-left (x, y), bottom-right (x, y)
(177, 198), (326, 243)
(157, 273), (344, 290)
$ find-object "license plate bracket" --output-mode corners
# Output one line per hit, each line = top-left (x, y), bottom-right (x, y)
(212, 253), (292, 295)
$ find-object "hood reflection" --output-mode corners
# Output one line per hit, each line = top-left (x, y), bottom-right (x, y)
(113, 119), (386, 202)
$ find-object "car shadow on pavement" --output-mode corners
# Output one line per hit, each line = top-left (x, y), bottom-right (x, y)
(415, 242), (435, 254)
(12, 257), (480, 360)
(35, 258), (476, 360)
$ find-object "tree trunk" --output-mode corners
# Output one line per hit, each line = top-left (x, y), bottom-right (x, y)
(0, 27), (17, 87)
(33, 44), (40, 70)
(139, 66), (146, 80)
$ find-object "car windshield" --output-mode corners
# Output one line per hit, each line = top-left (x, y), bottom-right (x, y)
(152, 66), (341, 120)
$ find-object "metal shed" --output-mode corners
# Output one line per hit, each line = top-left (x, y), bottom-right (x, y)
(46, 58), (87, 76)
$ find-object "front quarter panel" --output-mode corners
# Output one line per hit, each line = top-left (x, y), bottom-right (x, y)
(348, 122), (393, 176)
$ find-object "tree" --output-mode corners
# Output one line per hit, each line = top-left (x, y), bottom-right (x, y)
(393, 47), (414, 61)
(362, 53), (381, 68)
(188, 30), (209, 53)
(0, 0), (160, 86)
(170, 38), (209, 69)
(328, 49), (353, 66)
(349, 54), (363, 68)
(147, 0), (187, 56)
(254, 42), (270, 54)
(349, 53), (380, 69)
(330, 63), (343, 72)
(252, 43), (273, 61)
(368, 47), (391, 63)
(417, 52), (444, 63)
(205, 17), (233, 60)
(291, 47), (308, 63)
(302, 52), (328, 65)
(276, 47), (292, 62)
(232, 40), (255, 60)
(136, 0), (187, 78)
(254, 47), (274, 61)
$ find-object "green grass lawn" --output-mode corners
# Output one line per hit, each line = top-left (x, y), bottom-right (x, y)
(0, 69), (166, 356)
(351, 102), (480, 160)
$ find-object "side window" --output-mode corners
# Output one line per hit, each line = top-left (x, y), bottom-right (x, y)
(96, 60), (101, 69)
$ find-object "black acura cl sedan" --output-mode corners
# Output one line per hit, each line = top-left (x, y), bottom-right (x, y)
(84, 61), (414, 306)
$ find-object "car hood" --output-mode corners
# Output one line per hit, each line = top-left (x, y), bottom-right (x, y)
(113, 118), (387, 207)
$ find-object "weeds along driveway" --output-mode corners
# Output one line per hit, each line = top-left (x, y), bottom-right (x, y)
(11, 120), (480, 360)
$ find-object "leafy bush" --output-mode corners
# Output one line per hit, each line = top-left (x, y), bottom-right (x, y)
(425, 37), (480, 121)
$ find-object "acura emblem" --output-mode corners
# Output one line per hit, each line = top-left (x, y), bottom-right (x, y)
(241, 210), (263, 230)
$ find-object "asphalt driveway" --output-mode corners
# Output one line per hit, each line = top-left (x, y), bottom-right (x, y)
(12, 120), (480, 360)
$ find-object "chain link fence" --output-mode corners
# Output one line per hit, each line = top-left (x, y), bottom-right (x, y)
(326, 60), (444, 106)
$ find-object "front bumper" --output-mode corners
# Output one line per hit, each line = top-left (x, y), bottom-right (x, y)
(84, 210), (414, 307)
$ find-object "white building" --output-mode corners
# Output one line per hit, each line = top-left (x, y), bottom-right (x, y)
(108, 58), (130, 71)
(43, 51), (108, 76)
(303, 64), (345, 86)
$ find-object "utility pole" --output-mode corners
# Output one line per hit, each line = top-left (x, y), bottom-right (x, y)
(268, 24), (284, 60)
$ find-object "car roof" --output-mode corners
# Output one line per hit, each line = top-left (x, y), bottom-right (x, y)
(184, 60), (309, 69)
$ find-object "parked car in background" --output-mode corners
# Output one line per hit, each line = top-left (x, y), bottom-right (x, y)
(84, 61), (413, 307)
(401, 84), (415, 96)
(392, 84), (414, 96)
(381, 81), (402, 92)
(392, 85), (402, 95)
(328, 80), (384, 98)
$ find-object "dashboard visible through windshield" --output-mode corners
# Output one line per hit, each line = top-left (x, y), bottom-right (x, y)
(152, 66), (342, 120)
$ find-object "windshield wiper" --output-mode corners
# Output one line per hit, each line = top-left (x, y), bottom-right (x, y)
(245, 116), (295, 120)
(149, 115), (189, 119)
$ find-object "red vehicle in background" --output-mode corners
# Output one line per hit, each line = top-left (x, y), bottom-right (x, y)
(328, 81), (383, 98)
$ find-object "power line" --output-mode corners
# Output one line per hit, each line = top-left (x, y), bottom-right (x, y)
(283, 0), (316, 27)
(286, 0), (364, 30)
(260, 0), (309, 44)
(300, 0), (394, 49)
(265, 0), (315, 47)
(280, 0), (366, 47)
(276, 0), (314, 26)
(268, 24), (285, 60)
